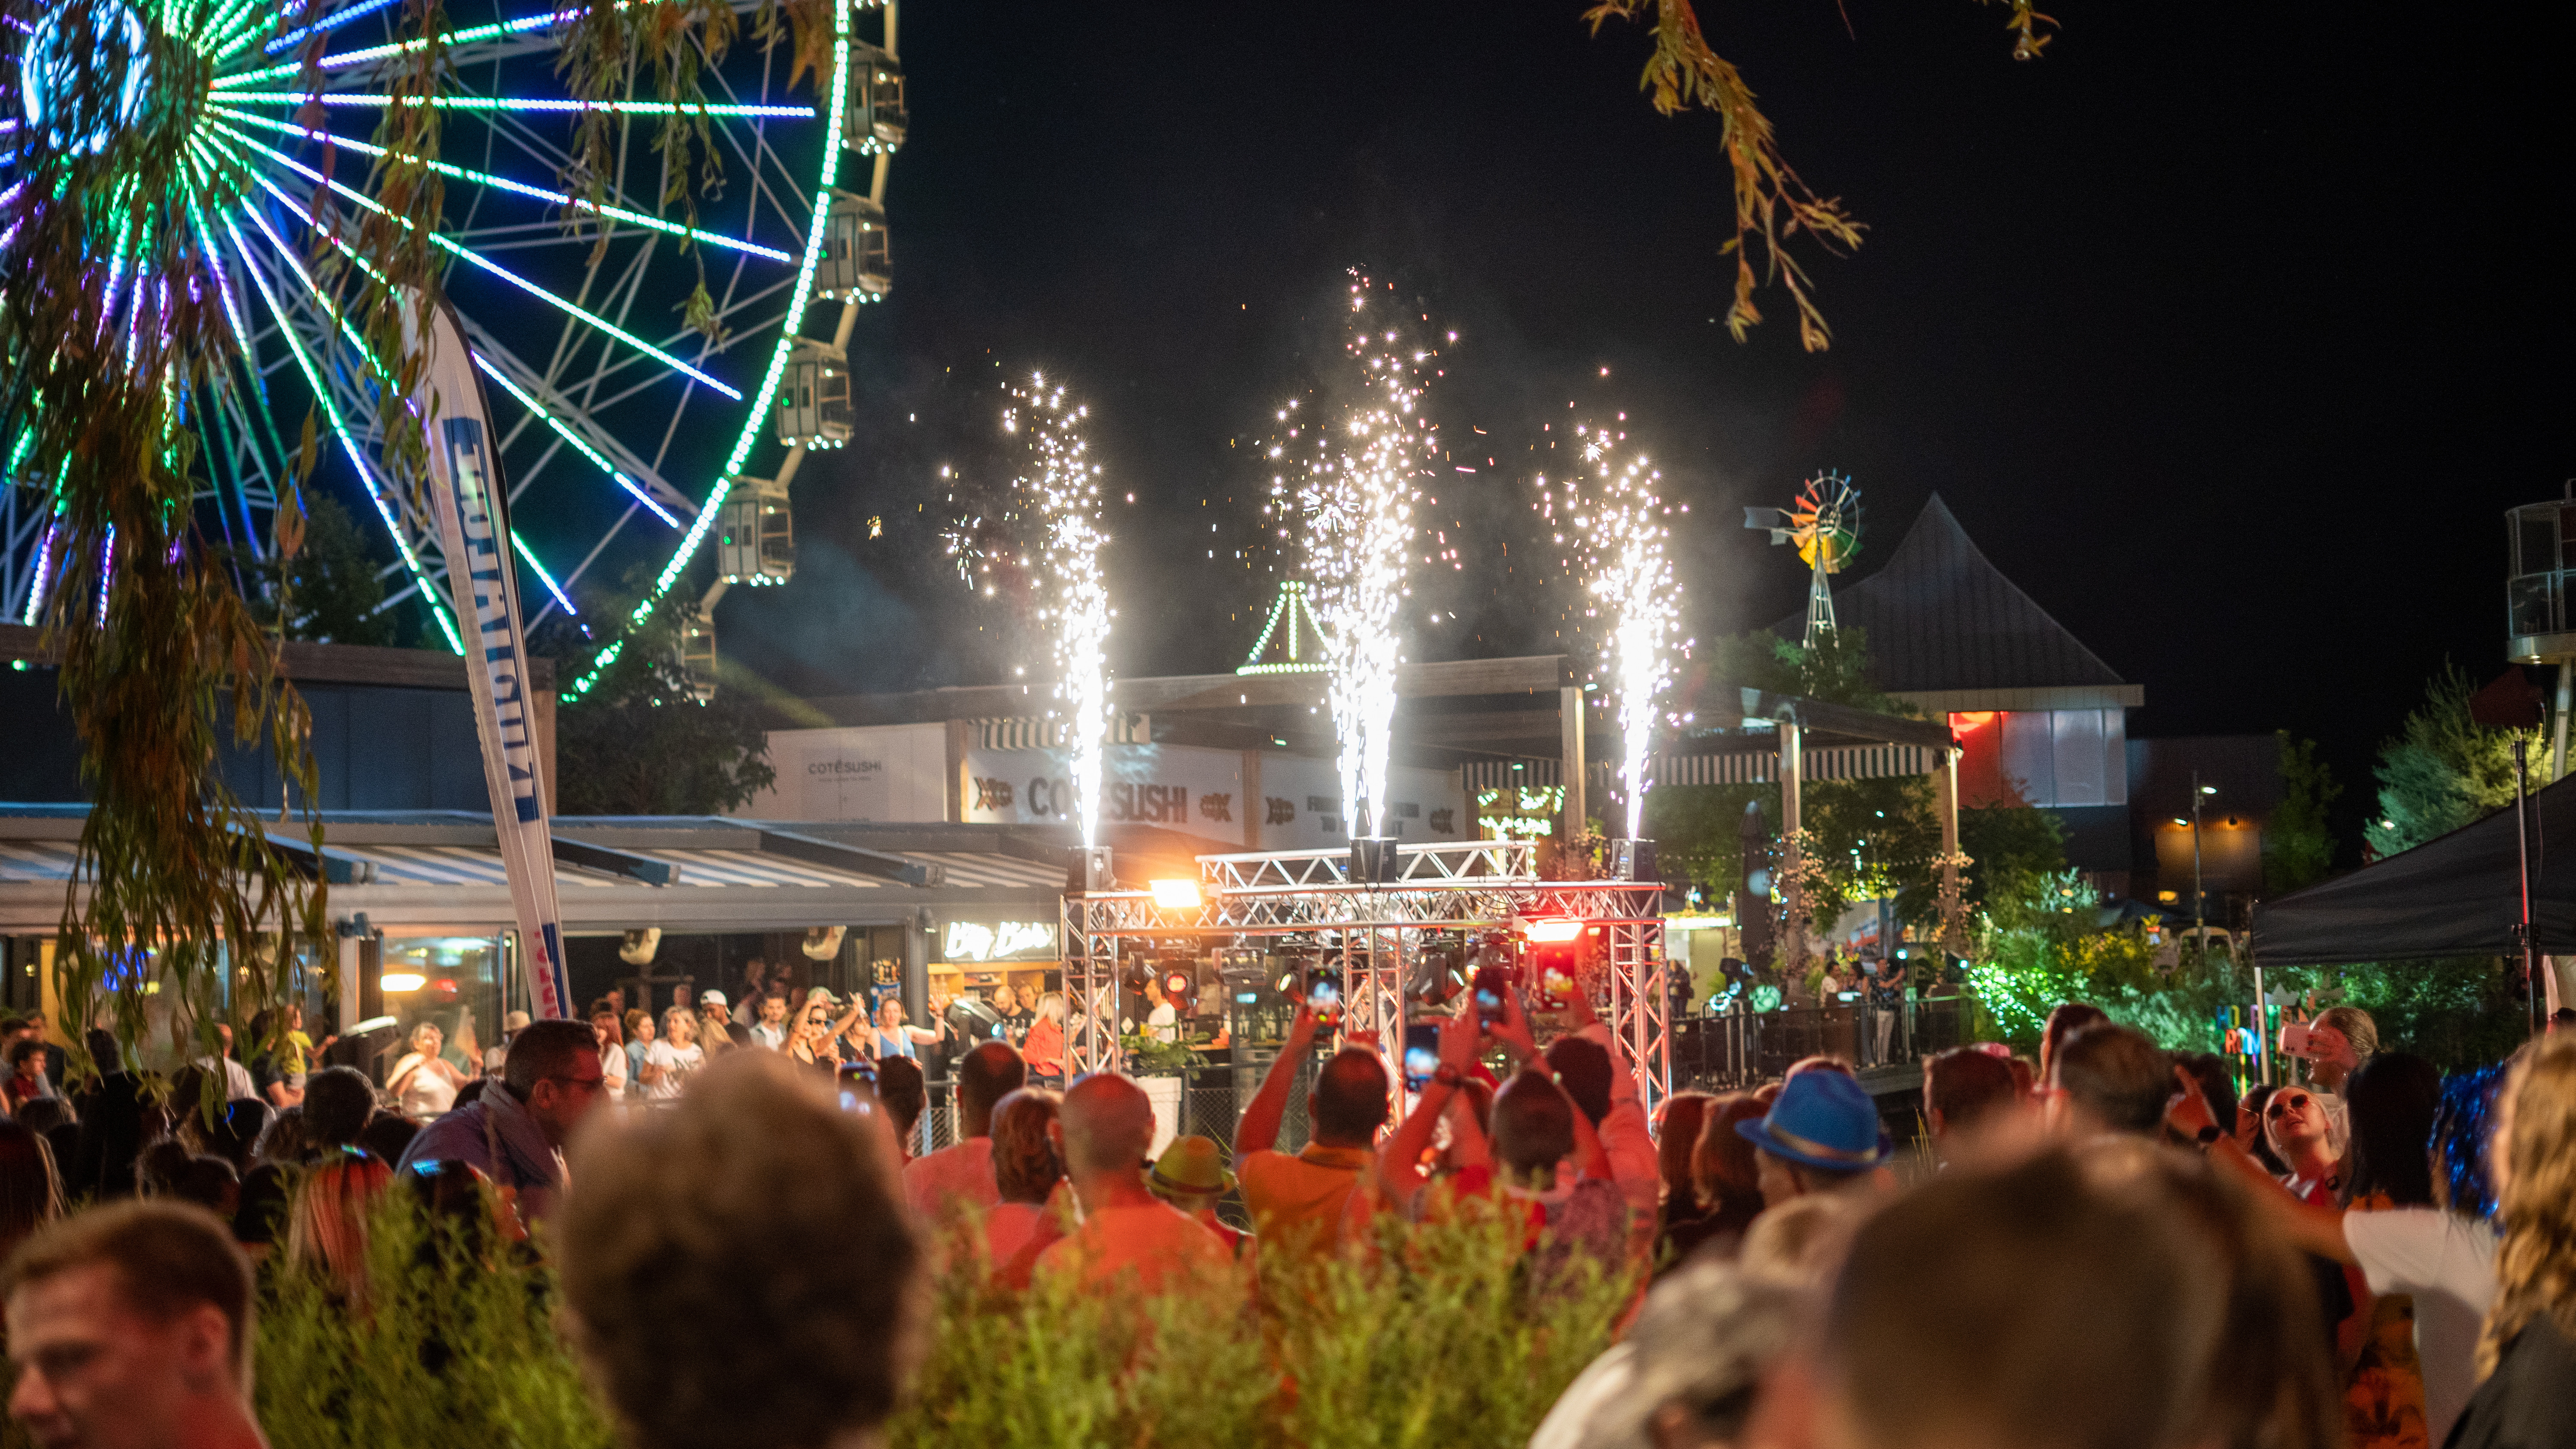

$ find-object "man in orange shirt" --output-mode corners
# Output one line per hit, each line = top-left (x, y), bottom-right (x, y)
(1033, 1073), (1228, 1292)
(1232, 1003), (1388, 1260)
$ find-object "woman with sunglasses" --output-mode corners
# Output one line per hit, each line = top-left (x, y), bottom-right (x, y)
(788, 990), (867, 1073)
(2266, 1084), (2342, 1204)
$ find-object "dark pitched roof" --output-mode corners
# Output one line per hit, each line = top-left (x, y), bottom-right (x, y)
(1781, 494), (2127, 694)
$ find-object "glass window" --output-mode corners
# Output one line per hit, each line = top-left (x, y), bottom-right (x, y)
(372, 934), (502, 1085)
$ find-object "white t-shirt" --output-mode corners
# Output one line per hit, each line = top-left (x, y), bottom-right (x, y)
(641, 1040), (705, 1100)
(600, 1037), (629, 1100)
(749, 1022), (786, 1051)
(2344, 1206), (2499, 1446)
(1145, 1003), (1178, 1044)
(391, 1052), (458, 1119)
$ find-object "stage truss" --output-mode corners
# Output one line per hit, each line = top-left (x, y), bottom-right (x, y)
(1061, 840), (1672, 1119)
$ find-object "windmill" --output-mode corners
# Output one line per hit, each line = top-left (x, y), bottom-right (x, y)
(1746, 473), (1863, 649)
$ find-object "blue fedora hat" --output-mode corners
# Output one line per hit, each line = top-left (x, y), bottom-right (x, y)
(1735, 1070), (1892, 1172)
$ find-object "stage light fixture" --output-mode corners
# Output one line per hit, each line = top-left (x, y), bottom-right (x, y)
(1149, 878), (1203, 909)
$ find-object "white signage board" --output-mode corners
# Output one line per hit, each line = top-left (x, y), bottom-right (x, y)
(1247, 755), (1470, 850)
(941, 919), (1060, 962)
(745, 724), (949, 822)
(963, 743), (1249, 848)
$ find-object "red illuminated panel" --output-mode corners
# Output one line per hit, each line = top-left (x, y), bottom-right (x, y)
(1949, 712), (2007, 806)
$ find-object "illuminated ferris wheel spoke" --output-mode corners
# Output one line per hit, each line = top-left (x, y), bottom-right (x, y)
(219, 211), (464, 652)
(210, 123), (744, 400)
(215, 91), (814, 118)
(208, 106), (796, 261)
(468, 344), (686, 527)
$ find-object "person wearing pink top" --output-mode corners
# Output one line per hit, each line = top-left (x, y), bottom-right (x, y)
(1031, 1075), (1227, 1293)
(902, 1043), (1025, 1220)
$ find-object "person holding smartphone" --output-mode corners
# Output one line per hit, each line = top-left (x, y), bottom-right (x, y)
(1230, 998), (1388, 1262)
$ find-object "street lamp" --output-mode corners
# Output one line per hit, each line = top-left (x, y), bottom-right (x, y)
(2191, 775), (2218, 957)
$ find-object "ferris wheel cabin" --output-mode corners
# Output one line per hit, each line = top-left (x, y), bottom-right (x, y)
(776, 340), (854, 449)
(848, 45), (907, 153)
(818, 191), (892, 302)
(716, 476), (797, 588)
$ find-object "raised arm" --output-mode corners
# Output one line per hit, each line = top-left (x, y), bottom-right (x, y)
(1233, 1002), (1319, 1161)
(1374, 1008), (1481, 1197)
(2166, 1065), (2352, 1262)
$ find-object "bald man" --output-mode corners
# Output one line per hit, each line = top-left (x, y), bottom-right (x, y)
(1033, 1073), (1229, 1292)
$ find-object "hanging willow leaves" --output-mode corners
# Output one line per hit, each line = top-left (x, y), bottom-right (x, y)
(1585, 0), (2059, 351)
(0, 0), (329, 1095)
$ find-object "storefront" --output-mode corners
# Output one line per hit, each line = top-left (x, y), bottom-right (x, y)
(0, 809), (1067, 1088)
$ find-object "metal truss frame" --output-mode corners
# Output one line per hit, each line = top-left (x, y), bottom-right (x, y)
(1061, 840), (1672, 1116)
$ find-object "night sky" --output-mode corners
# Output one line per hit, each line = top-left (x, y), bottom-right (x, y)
(713, 0), (2573, 852)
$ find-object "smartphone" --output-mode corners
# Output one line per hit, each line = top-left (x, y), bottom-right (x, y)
(1533, 953), (1577, 1011)
(2278, 1022), (2314, 1059)
(1402, 1022), (1440, 1093)
(1471, 964), (1513, 1028)
(835, 1060), (878, 1114)
(1306, 966), (1345, 1028)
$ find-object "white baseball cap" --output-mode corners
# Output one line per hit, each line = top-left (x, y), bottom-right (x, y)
(700, 990), (728, 1007)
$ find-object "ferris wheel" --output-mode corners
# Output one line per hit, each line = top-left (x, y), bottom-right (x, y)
(0, 0), (904, 691)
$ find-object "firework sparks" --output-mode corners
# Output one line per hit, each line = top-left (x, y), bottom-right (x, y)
(1005, 375), (1114, 848)
(1272, 276), (1440, 845)
(1538, 422), (1684, 839)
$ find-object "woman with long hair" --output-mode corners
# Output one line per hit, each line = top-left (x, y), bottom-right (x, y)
(387, 1021), (472, 1122)
(2332, 1053), (2442, 1449)
(788, 990), (866, 1071)
(0, 1117), (64, 1260)
(638, 1008), (705, 1101)
(870, 997), (941, 1063)
(286, 1149), (394, 1299)
(1023, 993), (1068, 1082)
(1688, 1093), (1769, 1250)
(1649, 1091), (1718, 1272)
(2452, 1034), (2576, 1446)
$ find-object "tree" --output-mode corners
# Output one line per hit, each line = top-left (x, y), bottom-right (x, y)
(239, 497), (403, 647)
(544, 570), (777, 816)
(2367, 663), (2549, 859)
(2263, 732), (2341, 893)
(1584, 0), (2058, 350)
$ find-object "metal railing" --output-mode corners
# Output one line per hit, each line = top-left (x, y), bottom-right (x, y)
(1669, 994), (1980, 1094)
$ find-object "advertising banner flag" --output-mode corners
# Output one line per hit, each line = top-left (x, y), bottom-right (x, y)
(413, 300), (573, 1019)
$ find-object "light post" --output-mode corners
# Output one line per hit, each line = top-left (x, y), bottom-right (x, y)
(2190, 774), (2218, 956)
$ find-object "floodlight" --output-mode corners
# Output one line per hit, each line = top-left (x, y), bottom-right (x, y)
(1523, 917), (1584, 943)
(1149, 878), (1203, 910)
(380, 973), (427, 993)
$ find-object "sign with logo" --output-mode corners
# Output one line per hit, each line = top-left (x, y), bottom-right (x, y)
(413, 301), (569, 1019)
(746, 724), (948, 822)
(942, 920), (1059, 962)
(964, 743), (1248, 846)
(1256, 755), (1469, 850)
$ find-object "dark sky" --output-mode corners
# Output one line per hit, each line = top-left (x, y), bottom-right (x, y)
(716, 0), (2573, 846)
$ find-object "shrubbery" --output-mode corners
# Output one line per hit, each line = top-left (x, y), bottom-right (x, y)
(210, 1188), (1635, 1449)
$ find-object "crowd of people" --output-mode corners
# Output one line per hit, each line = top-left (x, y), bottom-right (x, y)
(1, 979), (2573, 1449)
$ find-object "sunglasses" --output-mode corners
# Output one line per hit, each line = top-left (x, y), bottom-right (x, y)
(2265, 1091), (2313, 1120)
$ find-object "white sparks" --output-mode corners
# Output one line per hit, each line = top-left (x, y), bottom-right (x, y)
(1008, 376), (1114, 848)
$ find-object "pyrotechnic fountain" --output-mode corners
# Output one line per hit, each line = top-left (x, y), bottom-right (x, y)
(1538, 422), (1682, 843)
(1270, 278), (1441, 875)
(1005, 375), (1113, 849)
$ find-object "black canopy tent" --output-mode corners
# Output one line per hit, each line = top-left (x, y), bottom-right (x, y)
(2249, 774), (2576, 965)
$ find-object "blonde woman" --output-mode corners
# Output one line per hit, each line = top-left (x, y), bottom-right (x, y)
(2451, 1034), (2576, 1444)
(639, 1007), (705, 1102)
(388, 1021), (471, 1122)
(1024, 993), (1068, 1082)
(286, 1149), (393, 1299)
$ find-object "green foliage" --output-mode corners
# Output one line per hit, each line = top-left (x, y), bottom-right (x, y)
(2253, 957), (2531, 1075)
(1948, 798), (2067, 924)
(1963, 870), (2243, 1054)
(237, 497), (403, 647)
(542, 569), (776, 815)
(255, 1197), (612, 1449)
(2367, 663), (2550, 859)
(2264, 733), (2341, 893)
(884, 1201), (1636, 1449)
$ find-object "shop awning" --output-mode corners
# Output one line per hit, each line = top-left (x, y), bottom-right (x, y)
(0, 810), (1067, 935)
(2249, 775), (2576, 964)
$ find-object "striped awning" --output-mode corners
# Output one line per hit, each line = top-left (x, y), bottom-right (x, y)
(0, 840), (1063, 893)
(1465, 743), (1946, 794)
(972, 715), (1151, 751)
